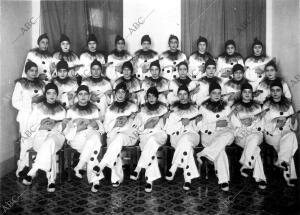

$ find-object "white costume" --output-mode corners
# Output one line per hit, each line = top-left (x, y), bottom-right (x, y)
(230, 101), (266, 183)
(106, 50), (132, 83)
(188, 52), (213, 81)
(255, 78), (292, 104)
(159, 50), (187, 80)
(79, 51), (105, 79)
(134, 49), (159, 81)
(82, 77), (112, 120)
(97, 101), (139, 184)
(164, 103), (200, 182)
(25, 102), (66, 186)
(52, 51), (81, 79)
(263, 98), (298, 184)
(133, 103), (168, 183)
(65, 103), (104, 184)
(22, 49), (54, 83)
(52, 78), (78, 109)
(12, 78), (44, 173)
(197, 100), (234, 185)
(141, 77), (170, 105)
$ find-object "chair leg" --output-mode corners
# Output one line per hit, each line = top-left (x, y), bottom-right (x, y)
(67, 149), (72, 181)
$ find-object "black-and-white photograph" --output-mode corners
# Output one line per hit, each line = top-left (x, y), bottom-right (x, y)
(0, 0), (299, 214)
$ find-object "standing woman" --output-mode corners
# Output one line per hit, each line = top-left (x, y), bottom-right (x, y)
(216, 40), (244, 83)
(160, 35), (187, 80)
(79, 34), (106, 79)
(168, 61), (199, 105)
(164, 85), (201, 190)
(82, 59), (112, 121)
(93, 82), (139, 187)
(134, 35), (159, 81)
(106, 35), (132, 83)
(255, 60), (291, 104)
(12, 61), (44, 178)
(141, 60), (170, 105)
(52, 34), (81, 80)
(130, 87), (168, 192)
(263, 80), (298, 187)
(230, 83), (267, 190)
(64, 85), (105, 192)
(52, 60), (78, 109)
(245, 38), (273, 90)
(197, 82), (234, 191)
(22, 83), (66, 192)
(114, 61), (142, 105)
(188, 36), (214, 81)
(22, 33), (55, 83)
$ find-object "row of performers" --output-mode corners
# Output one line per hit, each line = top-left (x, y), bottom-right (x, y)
(22, 33), (273, 88)
(13, 56), (292, 124)
(14, 80), (298, 194)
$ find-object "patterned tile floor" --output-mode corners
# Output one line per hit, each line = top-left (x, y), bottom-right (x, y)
(1, 167), (299, 215)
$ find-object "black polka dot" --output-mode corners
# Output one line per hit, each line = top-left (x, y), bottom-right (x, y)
(205, 130), (208, 133)
(34, 90), (38, 93)
(145, 176), (148, 181)
(151, 156), (155, 160)
(193, 75), (196, 78)
(186, 165), (189, 169)
(162, 69), (164, 72)
(208, 131), (212, 135)
(90, 157), (94, 161)
(183, 130), (187, 132)
(279, 127), (283, 131)
(181, 159), (184, 163)
(251, 156), (254, 160)
(187, 172), (191, 176)
(176, 131), (179, 135)
(280, 112), (284, 115)
(215, 170), (218, 174)
(96, 173), (100, 176)
(183, 151), (187, 156)
(148, 163), (151, 166)
(258, 75), (262, 78)
(144, 60), (148, 63)
(216, 114), (220, 118)
(62, 103), (66, 107)
(114, 162), (117, 166)
(49, 168), (52, 172)
(150, 131), (153, 133)
(173, 75), (176, 78)
(248, 162), (251, 166)
(117, 154), (120, 158)
(138, 74), (140, 77)
(286, 174), (290, 178)
(257, 127), (261, 131)
(42, 61), (45, 64)
(43, 70), (47, 73)
(231, 62), (234, 65)
(167, 70), (170, 73)
(173, 68), (176, 71)
(173, 62), (176, 65)
(94, 151), (98, 154)
(97, 100), (100, 103)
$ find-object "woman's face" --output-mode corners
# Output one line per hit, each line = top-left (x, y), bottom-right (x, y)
(142, 41), (150, 51)
(46, 89), (57, 104)
(122, 67), (132, 80)
(205, 65), (216, 78)
(57, 69), (68, 79)
(169, 38), (178, 51)
(116, 40), (125, 51)
(265, 65), (276, 80)
(210, 89), (221, 102)
(27, 66), (38, 80)
(242, 89), (252, 102)
(61, 41), (70, 52)
(178, 90), (189, 104)
(150, 65), (160, 79)
(39, 38), (49, 51)
(253, 44), (263, 56)
(233, 70), (244, 81)
(147, 93), (158, 105)
(198, 42), (207, 53)
(88, 41), (97, 52)
(178, 65), (188, 79)
(226, 44), (235, 55)
(270, 86), (283, 101)
(91, 65), (102, 78)
(115, 89), (126, 102)
(77, 90), (89, 105)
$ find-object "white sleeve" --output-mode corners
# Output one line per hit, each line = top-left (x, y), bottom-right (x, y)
(12, 83), (24, 111)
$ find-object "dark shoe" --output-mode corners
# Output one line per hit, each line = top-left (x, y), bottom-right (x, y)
(221, 183), (229, 191)
(165, 171), (174, 181)
(47, 183), (56, 192)
(130, 171), (140, 181)
(74, 169), (85, 179)
(22, 175), (32, 186)
(281, 161), (289, 171)
(258, 181), (267, 190)
(93, 165), (100, 173)
(91, 182), (100, 192)
(112, 181), (120, 187)
(183, 182), (191, 191)
(241, 168), (253, 178)
(145, 183), (152, 192)
(17, 166), (30, 179)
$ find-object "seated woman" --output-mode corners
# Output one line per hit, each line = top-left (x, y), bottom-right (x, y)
(245, 38), (273, 90)
(22, 83), (66, 192)
(52, 60), (78, 109)
(106, 35), (132, 83)
(114, 61), (142, 105)
(188, 36), (214, 81)
(263, 80), (298, 187)
(81, 59), (112, 121)
(194, 59), (223, 106)
(167, 61), (199, 105)
(255, 60), (291, 104)
(130, 87), (168, 192)
(230, 83), (267, 190)
(217, 40), (244, 83)
(64, 85), (104, 193)
(164, 85), (201, 191)
(197, 82), (234, 191)
(79, 34), (106, 79)
(12, 61), (44, 178)
(141, 60), (169, 105)
(223, 64), (249, 106)
(22, 33), (55, 83)
(134, 35), (159, 81)
(93, 82), (139, 187)
(53, 34), (81, 82)
(160, 35), (187, 80)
